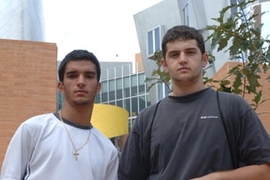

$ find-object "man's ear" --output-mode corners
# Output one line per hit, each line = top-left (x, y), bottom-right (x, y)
(161, 58), (168, 73)
(58, 81), (64, 94)
(202, 53), (209, 68)
(96, 82), (101, 95)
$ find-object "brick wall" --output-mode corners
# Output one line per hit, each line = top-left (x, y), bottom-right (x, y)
(211, 62), (270, 133)
(0, 39), (57, 170)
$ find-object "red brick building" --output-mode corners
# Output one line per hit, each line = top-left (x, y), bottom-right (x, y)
(0, 39), (57, 170)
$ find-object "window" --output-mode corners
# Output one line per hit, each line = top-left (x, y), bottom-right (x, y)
(138, 73), (145, 85)
(147, 25), (163, 59)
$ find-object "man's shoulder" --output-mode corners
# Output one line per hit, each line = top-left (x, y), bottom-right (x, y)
(132, 101), (163, 131)
(139, 101), (162, 118)
(216, 91), (248, 104)
(22, 113), (56, 127)
(25, 112), (55, 122)
(215, 91), (253, 118)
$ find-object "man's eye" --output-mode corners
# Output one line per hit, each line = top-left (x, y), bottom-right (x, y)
(186, 51), (195, 54)
(68, 74), (77, 78)
(171, 53), (179, 58)
(86, 74), (95, 79)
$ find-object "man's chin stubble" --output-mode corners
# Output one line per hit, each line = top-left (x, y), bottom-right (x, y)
(73, 101), (89, 106)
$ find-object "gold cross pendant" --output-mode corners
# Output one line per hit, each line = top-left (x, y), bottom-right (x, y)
(73, 151), (79, 161)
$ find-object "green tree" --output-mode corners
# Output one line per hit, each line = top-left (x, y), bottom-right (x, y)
(206, 0), (270, 110)
(146, 0), (270, 110)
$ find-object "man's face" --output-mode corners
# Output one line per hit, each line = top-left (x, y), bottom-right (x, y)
(58, 60), (101, 107)
(162, 39), (208, 86)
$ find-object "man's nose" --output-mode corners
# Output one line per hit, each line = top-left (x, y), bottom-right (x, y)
(178, 53), (188, 63)
(78, 75), (85, 85)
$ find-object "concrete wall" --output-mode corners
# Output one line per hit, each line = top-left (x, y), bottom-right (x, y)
(0, 39), (57, 170)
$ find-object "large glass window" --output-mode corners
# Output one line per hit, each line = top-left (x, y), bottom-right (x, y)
(139, 84), (146, 94)
(101, 92), (108, 102)
(138, 73), (145, 85)
(109, 80), (115, 101)
(131, 75), (137, 87)
(123, 77), (131, 98)
(109, 91), (115, 101)
(131, 97), (138, 115)
(124, 99), (131, 115)
(116, 100), (123, 107)
(116, 79), (122, 90)
(102, 81), (108, 93)
(123, 77), (130, 88)
(124, 88), (130, 97)
(95, 94), (101, 103)
(131, 86), (138, 96)
(109, 80), (115, 91)
(116, 89), (122, 99)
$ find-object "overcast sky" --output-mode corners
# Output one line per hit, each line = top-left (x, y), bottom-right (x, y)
(43, 1), (270, 62)
(43, 0), (162, 62)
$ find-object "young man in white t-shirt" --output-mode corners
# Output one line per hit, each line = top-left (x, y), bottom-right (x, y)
(1, 49), (119, 180)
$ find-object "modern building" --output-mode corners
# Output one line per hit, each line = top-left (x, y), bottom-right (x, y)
(95, 62), (151, 130)
(0, 0), (45, 41)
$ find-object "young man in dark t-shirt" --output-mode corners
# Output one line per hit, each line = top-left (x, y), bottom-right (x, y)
(118, 25), (270, 180)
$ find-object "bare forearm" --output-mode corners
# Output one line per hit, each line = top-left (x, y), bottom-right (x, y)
(191, 164), (270, 180)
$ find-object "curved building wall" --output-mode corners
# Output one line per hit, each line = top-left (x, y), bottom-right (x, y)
(0, 0), (44, 41)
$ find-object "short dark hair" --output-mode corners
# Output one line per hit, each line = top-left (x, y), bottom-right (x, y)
(58, 50), (101, 82)
(161, 25), (205, 58)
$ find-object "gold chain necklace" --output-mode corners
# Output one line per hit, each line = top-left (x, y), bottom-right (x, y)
(59, 110), (91, 161)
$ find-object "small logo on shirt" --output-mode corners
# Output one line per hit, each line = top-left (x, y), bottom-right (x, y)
(200, 116), (219, 119)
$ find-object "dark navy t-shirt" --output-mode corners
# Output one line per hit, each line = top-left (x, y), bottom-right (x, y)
(118, 88), (270, 180)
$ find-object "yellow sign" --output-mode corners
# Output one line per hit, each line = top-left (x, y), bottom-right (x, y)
(91, 104), (129, 138)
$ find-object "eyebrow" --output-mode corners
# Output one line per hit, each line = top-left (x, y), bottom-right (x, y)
(65, 70), (96, 75)
(185, 47), (198, 51)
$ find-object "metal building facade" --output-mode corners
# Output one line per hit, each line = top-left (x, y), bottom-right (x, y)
(0, 0), (44, 41)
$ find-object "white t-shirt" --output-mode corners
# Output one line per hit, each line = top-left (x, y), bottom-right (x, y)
(1, 113), (119, 180)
